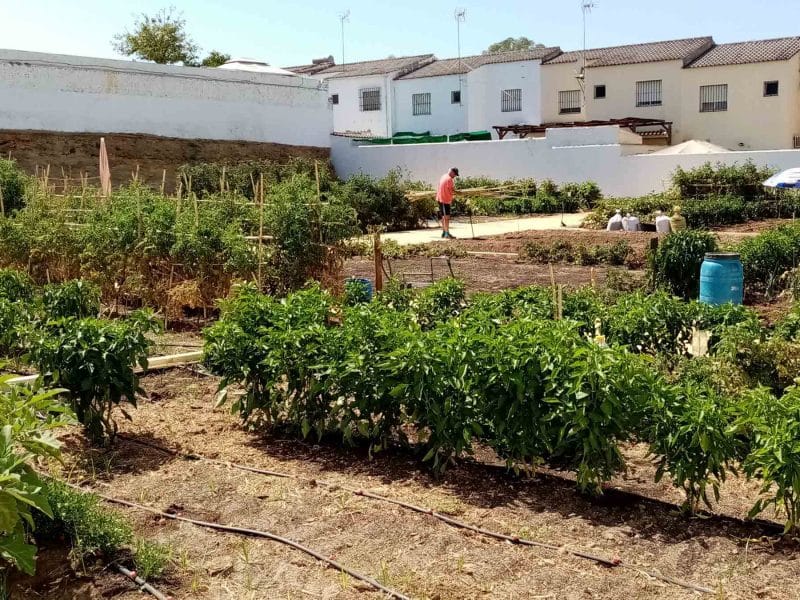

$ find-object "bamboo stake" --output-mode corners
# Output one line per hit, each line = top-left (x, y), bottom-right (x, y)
(0, 186), (4, 217)
(374, 231), (383, 292)
(550, 264), (557, 320)
(257, 173), (265, 290)
(220, 165), (226, 193)
(160, 169), (167, 195)
(590, 267), (596, 289)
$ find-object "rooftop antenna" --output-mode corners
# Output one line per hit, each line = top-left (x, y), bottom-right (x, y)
(339, 10), (350, 72)
(578, 1), (596, 103)
(455, 8), (466, 105)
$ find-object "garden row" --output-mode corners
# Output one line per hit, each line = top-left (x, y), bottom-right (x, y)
(204, 278), (800, 532)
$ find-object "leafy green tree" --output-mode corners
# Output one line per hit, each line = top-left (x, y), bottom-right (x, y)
(201, 50), (230, 67)
(484, 36), (544, 54)
(112, 7), (200, 65)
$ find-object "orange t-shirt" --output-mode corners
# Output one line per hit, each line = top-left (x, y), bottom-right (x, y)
(436, 174), (454, 204)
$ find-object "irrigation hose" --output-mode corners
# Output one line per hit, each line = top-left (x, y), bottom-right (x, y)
(118, 434), (715, 594)
(65, 482), (411, 600)
(115, 564), (171, 600)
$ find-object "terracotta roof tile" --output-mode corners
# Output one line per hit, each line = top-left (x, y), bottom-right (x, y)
(397, 47), (562, 79)
(543, 37), (714, 67)
(687, 37), (800, 68)
(311, 54), (435, 79)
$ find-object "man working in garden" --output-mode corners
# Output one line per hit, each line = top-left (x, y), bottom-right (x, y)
(437, 167), (459, 238)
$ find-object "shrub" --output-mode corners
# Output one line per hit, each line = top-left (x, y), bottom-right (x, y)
(0, 378), (72, 576)
(672, 161), (775, 200)
(603, 291), (691, 356)
(343, 278), (372, 306)
(29, 312), (156, 444)
(559, 181), (602, 209)
(649, 230), (718, 299)
(42, 280), (101, 319)
(0, 299), (29, 357)
(377, 277), (413, 311)
(410, 278), (467, 329)
(335, 170), (420, 232)
(0, 269), (33, 302)
(0, 159), (28, 214)
(738, 224), (800, 296)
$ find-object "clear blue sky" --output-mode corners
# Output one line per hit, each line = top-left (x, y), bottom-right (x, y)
(2, 0), (799, 67)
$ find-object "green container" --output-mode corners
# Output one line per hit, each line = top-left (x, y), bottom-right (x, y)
(465, 130), (492, 141)
(448, 133), (467, 142)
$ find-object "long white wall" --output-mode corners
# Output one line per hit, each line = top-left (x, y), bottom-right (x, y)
(331, 125), (800, 197)
(0, 49), (331, 147)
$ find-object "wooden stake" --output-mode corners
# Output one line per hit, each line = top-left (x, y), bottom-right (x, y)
(257, 173), (265, 290)
(556, 285), (564, 320)
(590, 267), (596, 289)
(373, 231), (383, 292)
(160, 169), (167, 195)
(0, 186), (4, 217)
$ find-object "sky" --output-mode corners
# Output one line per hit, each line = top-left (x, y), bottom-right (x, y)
(2, 0), (800, 67)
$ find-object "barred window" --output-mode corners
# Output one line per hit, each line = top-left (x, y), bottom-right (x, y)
(412, 93), (431, 116)
(636, 80), (662, 107)
(699, 84), (728, 112)
(501, 88), (522, 112)
(559, 90), (581, 114)
(359, 87), (381, 111)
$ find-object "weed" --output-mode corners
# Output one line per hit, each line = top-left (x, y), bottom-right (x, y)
(134, 538), (173, 581)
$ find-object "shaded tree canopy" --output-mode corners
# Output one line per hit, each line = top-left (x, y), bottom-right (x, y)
(484, 36), (545, 54)
(201, 51), (231, 67)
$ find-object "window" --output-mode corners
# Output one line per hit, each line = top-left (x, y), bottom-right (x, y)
(699, 84), (728, 112)
(412, 93), (431, 116)
(330, 94), (339, 105)
(636, 80), (662, 107)
(451, 90), (461, 104)
(764, 81), (779, 97)
(594, 85), (606, 99)
(559, 90), (581, 114)
(501, 88), (522, 112)
(359, 87), (381, 112)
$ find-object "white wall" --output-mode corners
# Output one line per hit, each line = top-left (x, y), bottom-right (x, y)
(0, 50), (330, 147)
(468, 60), (543, 137)
(393, 74), (467, 135)
(325, 74), (393, 137)
(331, 125), (800, 197)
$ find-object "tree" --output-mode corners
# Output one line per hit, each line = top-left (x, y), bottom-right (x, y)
(201, 50), (230, 67)
(484, 36), (545, 54)
(112, 7), (199, 65)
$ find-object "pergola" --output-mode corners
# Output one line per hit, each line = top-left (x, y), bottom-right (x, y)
(494, 117), (673, 145)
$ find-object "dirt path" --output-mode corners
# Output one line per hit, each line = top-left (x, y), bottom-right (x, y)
(31, 369), (798, 600)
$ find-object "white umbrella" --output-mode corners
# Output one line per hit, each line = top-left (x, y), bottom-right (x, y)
(763, 168), (800, 189)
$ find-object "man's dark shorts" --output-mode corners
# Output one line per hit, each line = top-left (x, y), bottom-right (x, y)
(438, 202), (451, 217)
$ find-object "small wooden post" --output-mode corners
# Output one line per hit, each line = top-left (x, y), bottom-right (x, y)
(160, 169), (167, 195)
(373, 231), (383, 292)
(257, 173), (265, 290)
(0, 186), (4, 217)
(220, 165), (227, 193)
(590, 267), (596, 289)
(556, 285), (564, 320)
(550, 263), (557, 320)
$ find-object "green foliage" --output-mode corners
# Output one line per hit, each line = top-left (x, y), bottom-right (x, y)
(134, 538), (172, 580)
(335, 170), (423, 232)
(343, 279), (371, 306)
(738, 224), (800, 296)
(200, 50), (230, 67)
(484, 36), (543, 54)
(0, 159), (28, 214)
(0, 269), (33, 302)
(112, 7), (200, 65)
(410, 278), (467, 329)
(672, 161), (775, 200)
(29, 312), (156, 445)
(559, 181), (603, 209)
(0, 299), (29, 357)
(649, 230), (718, 299)
(38, 480), (133, 556)
(0, 379), (71, 575)
(377, 277), (414, 311)
(42, 280), (101, 319)
(520, 239), (631, 266)
(774, 304), (800, 341)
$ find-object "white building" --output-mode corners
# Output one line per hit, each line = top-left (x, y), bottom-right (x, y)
(303, 55), (435, 137)
(0, 49), (331, 147)
(393, 48), (561, 137)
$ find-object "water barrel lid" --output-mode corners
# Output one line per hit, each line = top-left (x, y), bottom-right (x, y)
(704, 252), (740, 259)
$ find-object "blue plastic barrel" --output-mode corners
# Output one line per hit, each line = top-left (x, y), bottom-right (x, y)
(346, 277), (373, 300)
(699, 253), (743, 305)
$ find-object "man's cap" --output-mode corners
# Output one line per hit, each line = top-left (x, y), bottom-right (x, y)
(451, 167), (460, 176)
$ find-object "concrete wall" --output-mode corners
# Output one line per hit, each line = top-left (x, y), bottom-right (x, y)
(680, 56), (800, 150)
(467, 60), (543, 137)
(330, 125), (800, 197)
(0, 50), (330, 147)
(540, 62), (585, 123)
(325, 74), (394, 137)
(393, 74), (467, 136)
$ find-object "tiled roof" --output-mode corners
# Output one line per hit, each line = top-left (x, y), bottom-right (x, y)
(687, 36), (800, 68)
(543, 37), (714, 67)
(312, 54), (435, 79)
(397, 47), (562, 79)
(285, 60), (335, 75)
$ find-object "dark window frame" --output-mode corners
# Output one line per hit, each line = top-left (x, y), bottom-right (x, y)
(451, 90), (461, 104)
(330, 94), (339, 105)
(636, 79), (663, 107)
(699, 83), (728, 113)
(764, 80), (779, 97)
(359, 87), (381, 112)
(412, 92), (432, 116)
(558, 90), (581, 114)
(501, 88), (523, 112)
(594, 84), (606, 99)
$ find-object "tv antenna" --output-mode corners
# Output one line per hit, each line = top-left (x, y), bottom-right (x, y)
(339, 10), (350, 71)
(455, 8), (466, 104)
(577, 1), (596, 102)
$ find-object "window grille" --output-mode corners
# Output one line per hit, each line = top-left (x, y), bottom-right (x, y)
(559, 90), (581, 114)
(359, 87), (381, 112)
(412, 93), (432, 116)
(699, 84), (728, 112)
(794, 135), (800, 149)
(636, 80), (662, 107)
(501, 88), (522, 112)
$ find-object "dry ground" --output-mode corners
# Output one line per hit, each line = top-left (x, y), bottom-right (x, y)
(14, 368), (800, 600)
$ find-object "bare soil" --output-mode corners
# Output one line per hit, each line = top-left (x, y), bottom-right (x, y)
(0, 130), (328, 193)
(18, 368), (799, 600)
